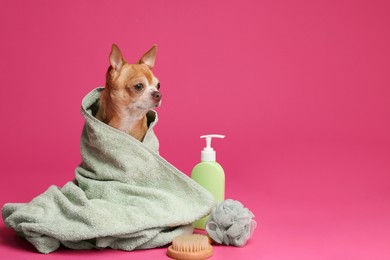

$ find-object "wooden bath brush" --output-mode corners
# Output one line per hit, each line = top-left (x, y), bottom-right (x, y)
(167, 234), (213, 260)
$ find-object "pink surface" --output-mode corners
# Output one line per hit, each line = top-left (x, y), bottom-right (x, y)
(1, 0), (389, 259)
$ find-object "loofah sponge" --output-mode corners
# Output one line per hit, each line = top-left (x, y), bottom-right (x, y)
(205, 199), (257, 247)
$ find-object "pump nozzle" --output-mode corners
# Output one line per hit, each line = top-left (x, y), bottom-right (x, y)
(200, 134), (225, 161)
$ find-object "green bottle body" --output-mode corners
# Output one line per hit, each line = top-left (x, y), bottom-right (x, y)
(191, 161), (225, 229)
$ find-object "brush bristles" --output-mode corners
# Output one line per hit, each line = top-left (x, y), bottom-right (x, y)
(167, 234), (213, 260)
(172, 234), (210, 252)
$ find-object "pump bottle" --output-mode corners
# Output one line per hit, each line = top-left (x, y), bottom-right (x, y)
(191, 134), (225, 230)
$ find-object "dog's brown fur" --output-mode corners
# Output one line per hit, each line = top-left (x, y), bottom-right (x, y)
(96, 44), (161, 141)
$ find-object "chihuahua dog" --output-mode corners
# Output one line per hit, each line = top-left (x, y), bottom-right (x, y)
(96, 44), (162, 141)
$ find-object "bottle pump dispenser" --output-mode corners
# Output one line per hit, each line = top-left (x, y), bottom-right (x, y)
(191, 134), (225, 230)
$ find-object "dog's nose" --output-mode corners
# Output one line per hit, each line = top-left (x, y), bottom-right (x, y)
(152, 91), (162, 101)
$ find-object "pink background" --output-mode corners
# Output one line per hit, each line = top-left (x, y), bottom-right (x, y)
(1, 0), (389, 259)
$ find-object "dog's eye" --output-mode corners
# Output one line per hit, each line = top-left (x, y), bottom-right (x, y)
(157, 82), (160, 90)
(134, 83), (144, 91)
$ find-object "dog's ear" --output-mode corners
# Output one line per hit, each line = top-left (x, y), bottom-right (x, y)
(139, 45), (157, 69)
(110, 44), (124, 71)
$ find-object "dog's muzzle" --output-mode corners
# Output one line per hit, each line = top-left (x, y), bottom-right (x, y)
(152, 91), (162, 102)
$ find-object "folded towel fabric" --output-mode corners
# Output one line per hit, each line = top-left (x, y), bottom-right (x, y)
(2, 87), (215, 254)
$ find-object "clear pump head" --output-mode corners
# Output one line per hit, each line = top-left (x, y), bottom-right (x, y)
(200, 134), (225, 161)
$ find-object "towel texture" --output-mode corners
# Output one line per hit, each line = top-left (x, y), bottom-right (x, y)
(2, 87), (215, 253)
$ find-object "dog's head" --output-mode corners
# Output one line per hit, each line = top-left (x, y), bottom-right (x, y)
(105, 44), (162, 114)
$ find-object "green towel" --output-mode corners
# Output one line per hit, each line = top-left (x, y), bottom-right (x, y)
(2, 87), (215, 254)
